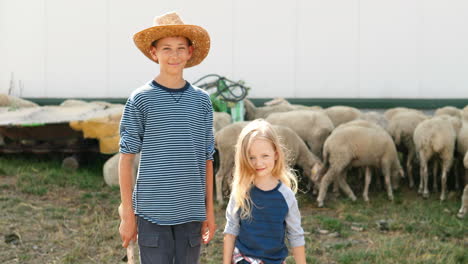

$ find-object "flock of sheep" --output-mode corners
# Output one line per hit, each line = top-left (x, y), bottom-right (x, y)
(213, 99), (468, 219)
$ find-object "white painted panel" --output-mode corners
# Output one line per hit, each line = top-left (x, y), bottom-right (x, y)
(419, 0), (468, 98)
(0, 0), (46, 97)
(45, 0), (107, 97)
(296, 0), (359, 98)
(232, 0), (296, 98)
(2, 0), (468, 99)
(359, 0), (420, 98)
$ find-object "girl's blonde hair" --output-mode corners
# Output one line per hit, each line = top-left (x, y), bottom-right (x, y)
(232, 119), (297, 219)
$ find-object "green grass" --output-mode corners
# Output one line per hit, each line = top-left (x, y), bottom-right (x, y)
(0, 154), (108, 196)
(1, 155), (467, 263)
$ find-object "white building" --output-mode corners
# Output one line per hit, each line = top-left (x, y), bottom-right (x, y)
(1, 0), (468, 104)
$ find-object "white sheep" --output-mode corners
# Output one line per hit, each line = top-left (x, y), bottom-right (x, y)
(463, 105), (468, 121)
(324, 106), (361, 128)
(359, 111), (389, 131)
(103, 153), (140, 187)
(456, 122), (468, 184)
(0, 94), (39, 108)
(413, 115), (462, 200)
(313, 124), (403, 207)
(264, 98), (323, 111)
(384, 107), (424, 121)
(457, 184), (468, 219)
(243, 98), (296, 120)
(387, 111), (428, 188)
(214, 121), (321, 204)
(213, 112), (232, 133)
(434, 106), (462, 120)
(266, 110), (334, 158)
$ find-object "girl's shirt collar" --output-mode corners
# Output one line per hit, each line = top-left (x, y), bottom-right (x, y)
(253, 181), (281, 193)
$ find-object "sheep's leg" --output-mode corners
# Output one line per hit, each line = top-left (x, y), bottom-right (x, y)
(423, 162), (430, 199)
(432, 161), (439, 192)
(440, 153), (453, 201)
(440, 169), (448, 201)
(363, 167), (372, 202)
(383, 166), (394, 201)
(418, 164), (424, 194)
(457, 185), (468, 218)
(418, 152), (429, 198)
(332, 179), (340, 196)
(215, 169), (225, 204)
(336, 173), (356, 202)
(464, 169), (468, 187)
(215, 157), (231, 204)
(317, 169), (338, 207)
(407, 147), (415, 188)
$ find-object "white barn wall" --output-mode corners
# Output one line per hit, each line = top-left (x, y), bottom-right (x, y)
(0, 0), (467, 99)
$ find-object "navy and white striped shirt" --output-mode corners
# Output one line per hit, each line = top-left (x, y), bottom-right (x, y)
(119, 80), (215, 225)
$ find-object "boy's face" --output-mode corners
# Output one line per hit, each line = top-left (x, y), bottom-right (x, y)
(150, 36), (193, 73)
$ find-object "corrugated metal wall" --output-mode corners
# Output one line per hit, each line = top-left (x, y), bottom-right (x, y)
(1, 0), (468, 99)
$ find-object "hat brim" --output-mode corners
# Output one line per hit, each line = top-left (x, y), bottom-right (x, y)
(133, 24), (210, 68)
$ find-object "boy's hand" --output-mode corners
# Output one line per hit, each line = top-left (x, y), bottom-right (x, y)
(201, 209), (216, 244)
(119, 204), (137, 248)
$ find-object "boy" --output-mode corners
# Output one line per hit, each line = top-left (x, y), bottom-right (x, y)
(118, 12), (216, 264)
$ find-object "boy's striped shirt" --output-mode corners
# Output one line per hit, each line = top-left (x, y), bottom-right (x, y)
(119, 80), (215, 225)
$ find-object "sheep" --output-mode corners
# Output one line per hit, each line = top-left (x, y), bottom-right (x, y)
(0, 94), (38, 108)
(413, 115), (462, 200)
(243, 98), (296, 120)
(266, 110), (334, 158)
(384, 107), (424, 121)
(264, 98), (323, 111)
(387, 111), (428, 188)
(103, 153), (140, 187)
(465, 151), (468, 176)
(463, 105), (468, 121)
(434, 106), (462, 120)
(313, 124), (403, 207)
(214, 121), (321, 204)
(457, 184), (468, 219)
(334, 119), (397, 194)
(324, 106), (361, 127)
(359, 111), (389, 131)
(213, 112), (232, 133)
(456, 122), (468, 187)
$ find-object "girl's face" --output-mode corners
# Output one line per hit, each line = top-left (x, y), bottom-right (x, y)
(248, 138), (278, 179)
(150, 36), (193, 74)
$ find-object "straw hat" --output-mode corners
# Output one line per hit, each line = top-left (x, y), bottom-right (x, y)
(133, 12), (210, 68)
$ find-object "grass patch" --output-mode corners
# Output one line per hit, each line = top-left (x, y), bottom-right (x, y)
(314, 215), (345, 233)
(0, 154), (108, 196)
(1, 155), (467, 263)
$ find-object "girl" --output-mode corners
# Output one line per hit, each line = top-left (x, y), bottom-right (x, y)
(223, 119), (307, 264)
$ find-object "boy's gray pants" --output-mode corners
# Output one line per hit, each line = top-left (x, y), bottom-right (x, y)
(137, 216), (202, 264)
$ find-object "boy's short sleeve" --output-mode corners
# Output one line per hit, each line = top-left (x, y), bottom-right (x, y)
(223, 194), (240, 236)
(205, 96), (215, 160)
(119, 98), (144, 154)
